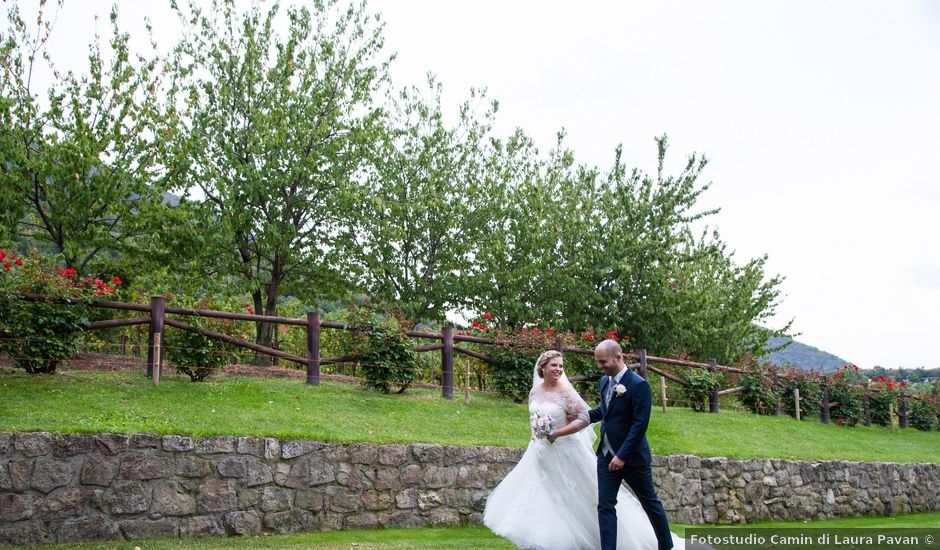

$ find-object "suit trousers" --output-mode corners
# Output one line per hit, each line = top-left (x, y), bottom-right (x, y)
(597, 453), (673, 550)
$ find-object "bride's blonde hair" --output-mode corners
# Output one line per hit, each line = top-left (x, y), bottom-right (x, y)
(535, 350), (562, 378)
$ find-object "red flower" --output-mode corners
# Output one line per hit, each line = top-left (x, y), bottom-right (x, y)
(94, 279), (103, 287)
(103, 284), (114, 294)
(111, 276), (122, 286)
(14, 258), (22, 266)
(0, 251), (5, 262)
(3, 263), (10, 271)
(624, 335), (631, 342)
(483, 312), (492, 321)
(65, 268), (76, 276)
(837, 418), (845, 425)
(545, 328), (554, 335)
(585, 335), (592, 341)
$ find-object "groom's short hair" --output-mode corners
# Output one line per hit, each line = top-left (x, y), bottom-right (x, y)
(595, 339), (622, 358)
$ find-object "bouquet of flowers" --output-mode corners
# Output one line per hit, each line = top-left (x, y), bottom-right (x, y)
(531, 410), (555, 439)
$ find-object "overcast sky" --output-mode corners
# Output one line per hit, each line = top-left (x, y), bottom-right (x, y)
(13, 1), (940, 368)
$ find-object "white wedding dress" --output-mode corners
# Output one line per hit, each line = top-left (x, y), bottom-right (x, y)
(483, 385), (685, 550)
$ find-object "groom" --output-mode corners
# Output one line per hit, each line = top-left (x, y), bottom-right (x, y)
(588, 339), (673, 550)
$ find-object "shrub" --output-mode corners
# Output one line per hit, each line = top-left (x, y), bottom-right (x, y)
(906, 395), (939, 432)
(357, 317), (421, 394)
(489, 346), (538, 403)
(739, 367), (783, 415)
(864, 375), (910, 427)
(0, 251), (121, 374)
(343, 306), (421, 394)
(827, 365), (864, 426)
(163, 297), (244, 381)
(461, 318), (634, 402)
(682, 368), (719, 412)
(778, 367), (822, 420)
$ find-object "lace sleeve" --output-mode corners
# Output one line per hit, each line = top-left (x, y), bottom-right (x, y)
(563, 389), (590, 431)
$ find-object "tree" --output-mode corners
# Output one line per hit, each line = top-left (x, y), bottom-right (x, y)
(352, 78), (499, 322)
(0, 2), (166, 272)
(469, 134), (789, 364)
(164, 0), (390, 362)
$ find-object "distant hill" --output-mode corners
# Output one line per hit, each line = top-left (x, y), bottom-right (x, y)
(761, 337), (851, 372)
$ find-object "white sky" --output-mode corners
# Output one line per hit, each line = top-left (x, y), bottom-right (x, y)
(12, 1), (940, 368)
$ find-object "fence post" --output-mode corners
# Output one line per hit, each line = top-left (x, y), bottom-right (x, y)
(898, 397), (907, 429)
(708, 359), (719, 413)
(120, 333), (127, 356)
(772, 366), (781, 416)
(821, 378), (831, 424)
(889, 402), (895, 432)
(442, 325), (454, 400)
(659, 375), (667, 413)
(638, 349), (648, 380)
(306, 311), (320, 386)
(554, 337), (563, 353)
(146, 296), (166, 381)
(794, 388), (801, 421)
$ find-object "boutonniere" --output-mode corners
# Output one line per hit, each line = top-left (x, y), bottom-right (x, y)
(613, 384), (627, 397)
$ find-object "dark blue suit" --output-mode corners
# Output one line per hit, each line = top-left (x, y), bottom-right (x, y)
(588, 369), (672, 550)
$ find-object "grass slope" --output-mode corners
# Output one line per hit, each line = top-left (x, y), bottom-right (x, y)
(1, 369), (939, 463)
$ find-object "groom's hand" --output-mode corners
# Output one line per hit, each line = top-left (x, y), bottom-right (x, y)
(608, 455), (625, 471)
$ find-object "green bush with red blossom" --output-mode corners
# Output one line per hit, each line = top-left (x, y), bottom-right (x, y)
(0, 250), (122, 374)
(462, 314), (634, 402)
(867, 374), (907, 426)
(739, 364), (783, 416)
(827, 364), (864, 426)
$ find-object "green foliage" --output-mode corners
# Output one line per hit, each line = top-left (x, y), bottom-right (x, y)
(0, 2), (167, 273)
(163, 297), (245, 382)
(353, 78), (501, 322)
(343, 307), (421, 394)
(488, 347), (537, 404)
(778, 368), (822, 420)
(468, 134), (789, 365)
(827, 365), (864, 426)
(683, 368), (719, 412)
(0, 251), (121, 373)
(164, 0), (390, 359)
(867, 376), (905, 427)
(906, 395), (939, 432)
(739, 367), (783, 416)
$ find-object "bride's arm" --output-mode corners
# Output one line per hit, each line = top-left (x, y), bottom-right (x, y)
(548, 391), (591, 440)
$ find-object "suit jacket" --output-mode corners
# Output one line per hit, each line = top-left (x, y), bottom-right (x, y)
(588, 369), (653, 466)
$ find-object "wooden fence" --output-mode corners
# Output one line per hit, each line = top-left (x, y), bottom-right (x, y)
(6, 293), (925, 426)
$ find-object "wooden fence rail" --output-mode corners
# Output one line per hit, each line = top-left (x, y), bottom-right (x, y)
(2, 293), (923, 424)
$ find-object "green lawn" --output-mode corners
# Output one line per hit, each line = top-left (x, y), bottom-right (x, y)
(1, 369), (939, 463)
(19, 513), (940, 549)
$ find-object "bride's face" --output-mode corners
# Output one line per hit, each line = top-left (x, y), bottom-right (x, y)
(542, 357), (564, 383)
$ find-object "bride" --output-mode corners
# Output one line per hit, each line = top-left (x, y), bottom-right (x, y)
(483, 350), (685, 550)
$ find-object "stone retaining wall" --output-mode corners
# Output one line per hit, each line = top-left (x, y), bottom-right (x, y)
(1, 431), (938, 545)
